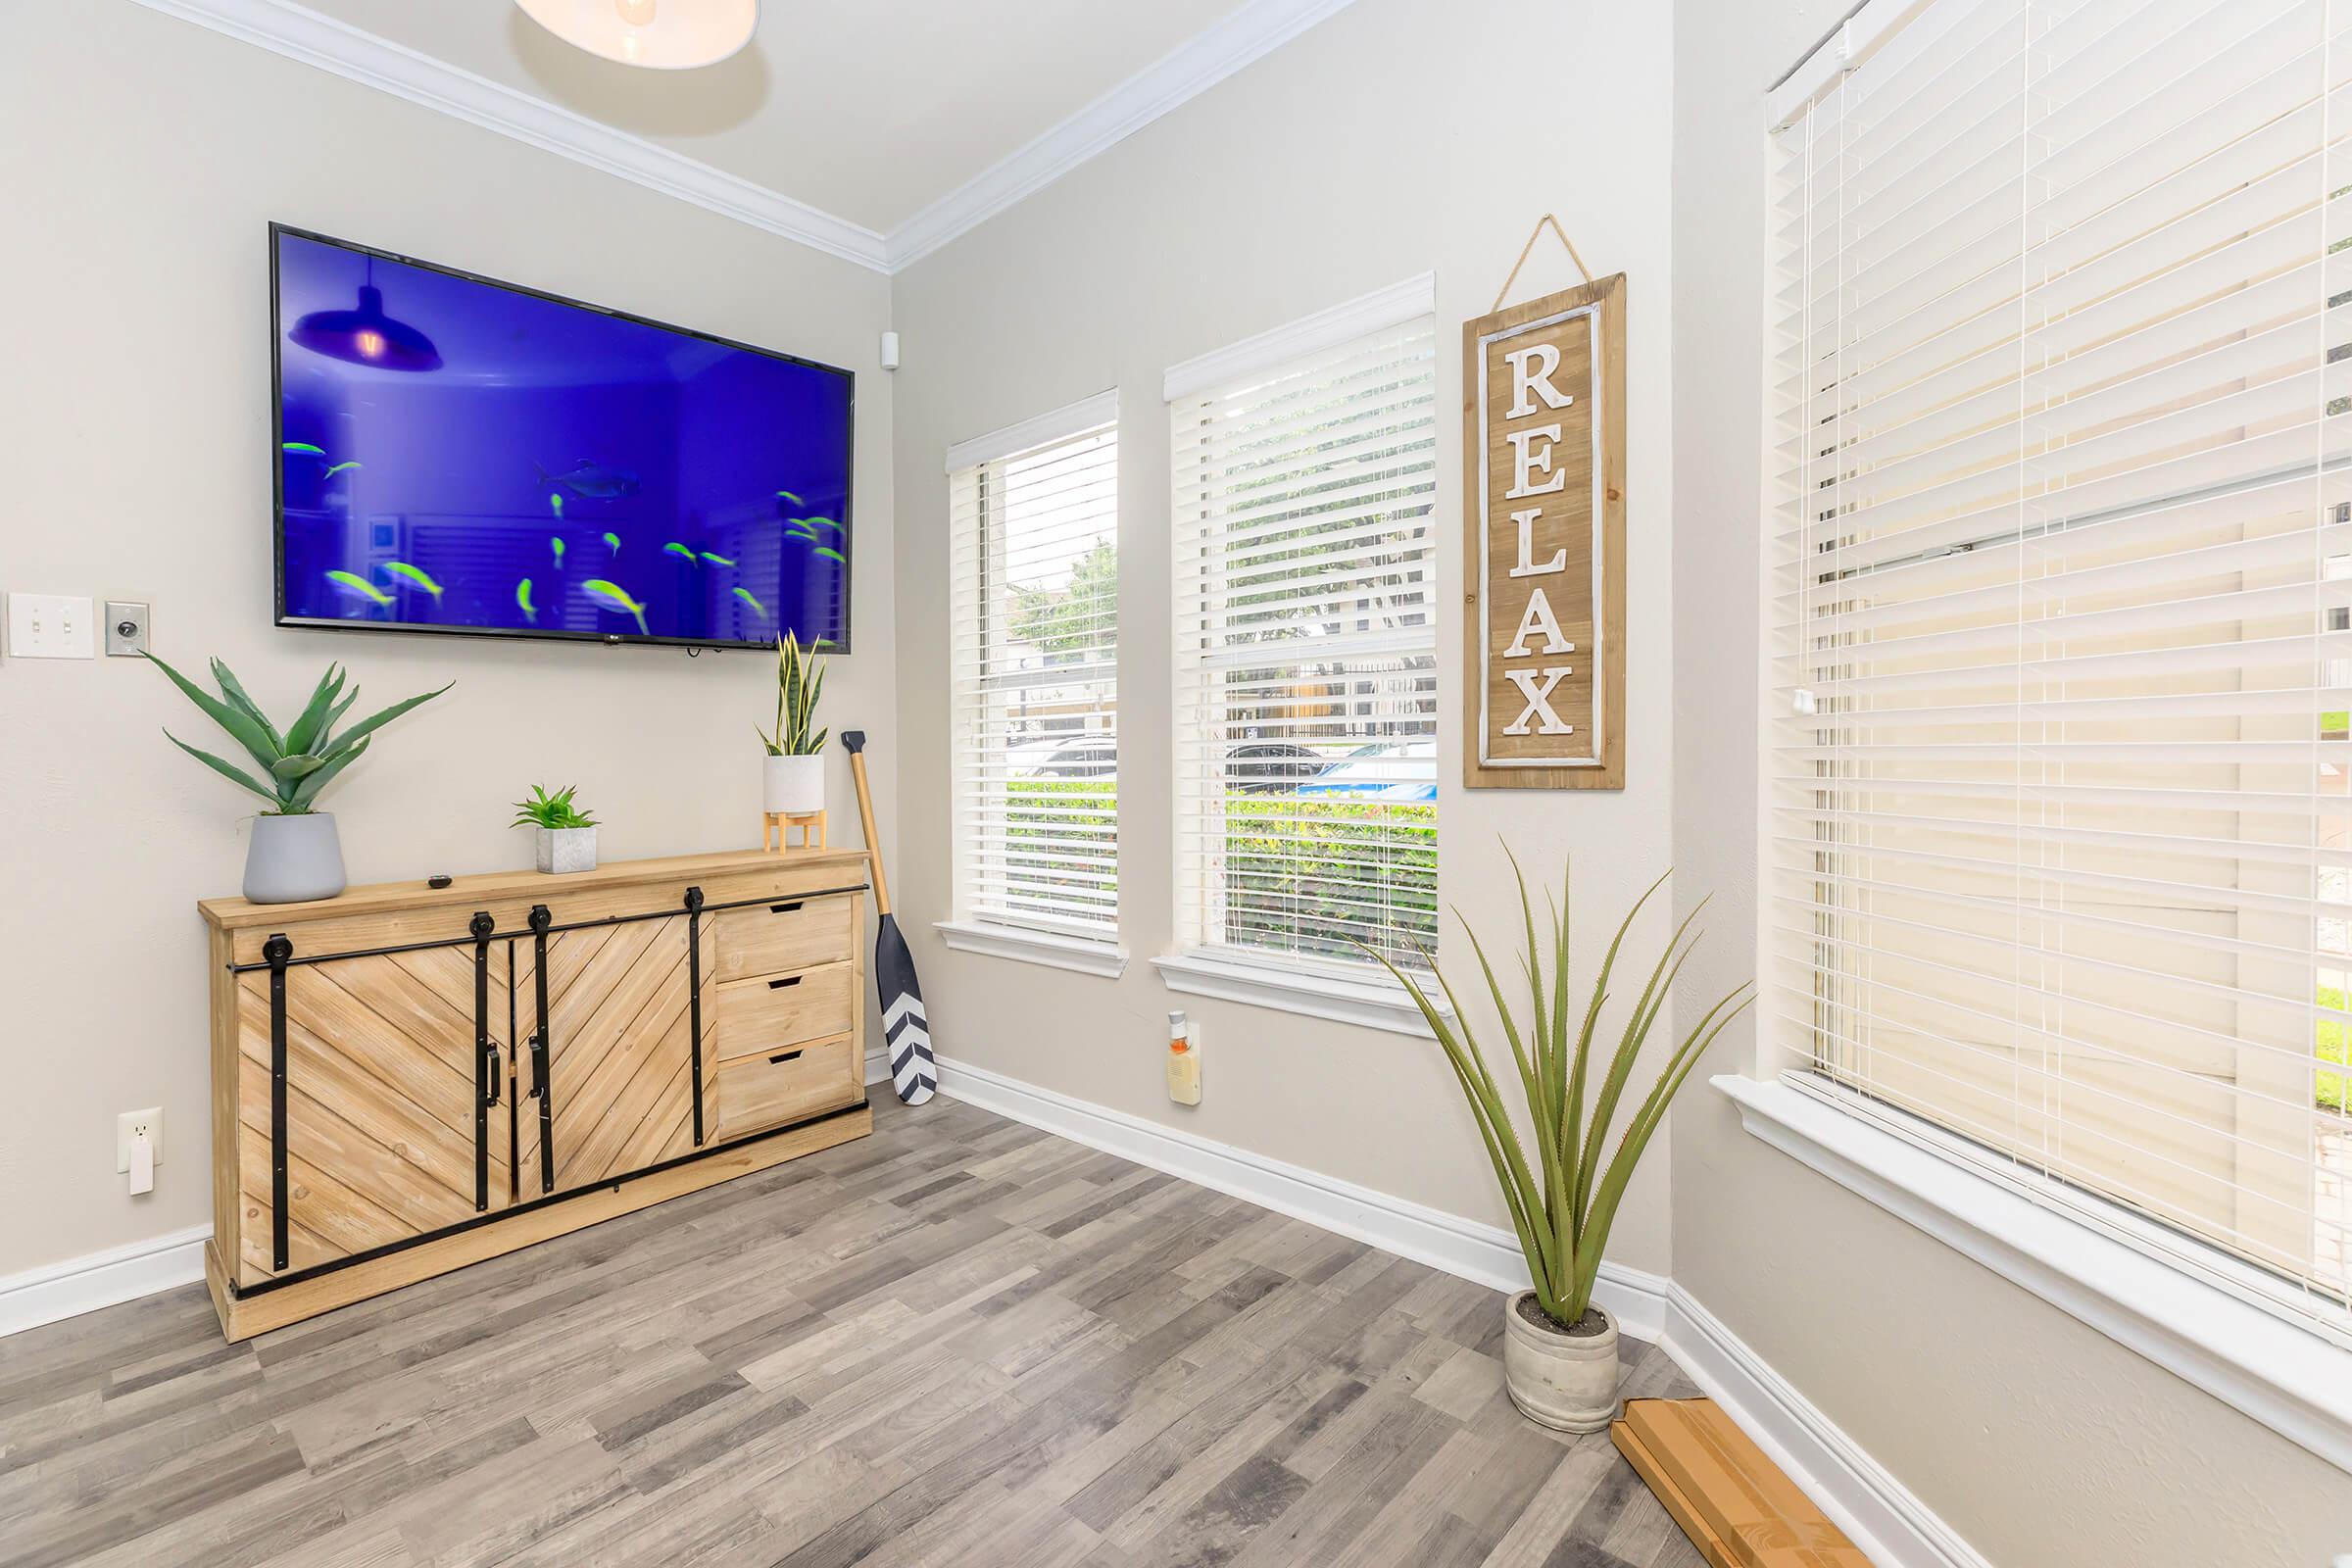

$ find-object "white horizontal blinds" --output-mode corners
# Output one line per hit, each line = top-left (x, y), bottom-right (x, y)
(1769, 0), (2352, 1329)
(949, 416), (1119, 941)
(1171, 316), (1440, 973)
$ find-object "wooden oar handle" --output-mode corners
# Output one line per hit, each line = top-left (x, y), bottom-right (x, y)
(845, 748), (890, 916)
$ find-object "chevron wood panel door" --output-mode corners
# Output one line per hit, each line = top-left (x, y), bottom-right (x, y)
(233, 945), (512, 1288)
(515, 913), (716, 1198)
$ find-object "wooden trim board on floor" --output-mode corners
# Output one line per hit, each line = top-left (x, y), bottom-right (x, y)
(1611, 1397), (1869, 1568)
(204, 1105), (871, 1341)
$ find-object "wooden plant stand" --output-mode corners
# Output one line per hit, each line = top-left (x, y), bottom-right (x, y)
(1610, 1397), (1867, 1568)
(763, 808), (827, 852)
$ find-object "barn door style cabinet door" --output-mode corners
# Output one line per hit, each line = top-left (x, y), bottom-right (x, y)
(203, 850), (874, 1341)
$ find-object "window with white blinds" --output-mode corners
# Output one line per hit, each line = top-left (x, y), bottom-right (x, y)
(1170, 294), (1440, 974)
(1768, 0), (2352, 1334)
(949, 395), (1119, 943)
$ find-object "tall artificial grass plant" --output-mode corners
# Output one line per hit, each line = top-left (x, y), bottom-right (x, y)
(1369, 856), (1754, 1331)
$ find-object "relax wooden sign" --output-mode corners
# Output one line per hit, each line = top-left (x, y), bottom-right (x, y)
(1462, 273), (1627, 789)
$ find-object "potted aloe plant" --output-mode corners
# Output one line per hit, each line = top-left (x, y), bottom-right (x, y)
(513, 784), (599, 874)
(1370, 859), (1753, 1433)
(146, 654), (449, 904)
(758, 629), (829, 816)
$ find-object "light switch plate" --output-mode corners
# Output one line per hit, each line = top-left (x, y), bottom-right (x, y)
(7, 594), (94, 659)
(104, 600), (150, 657)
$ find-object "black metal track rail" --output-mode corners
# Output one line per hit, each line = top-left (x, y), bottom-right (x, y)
(224, 882), (869, 973)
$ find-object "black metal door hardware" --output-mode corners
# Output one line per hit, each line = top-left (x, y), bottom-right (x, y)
(527, 904), (555, 1193)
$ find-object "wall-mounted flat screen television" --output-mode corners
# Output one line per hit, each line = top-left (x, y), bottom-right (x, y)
(272, 224), (855, 652)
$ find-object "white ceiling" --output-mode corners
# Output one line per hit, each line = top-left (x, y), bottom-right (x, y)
(291, 0), (1254, 233)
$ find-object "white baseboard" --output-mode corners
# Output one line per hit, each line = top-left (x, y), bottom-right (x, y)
(0, 1224), (211, 1340)
(865, 1044), (891, 1087)
(934, 1054), (1666, 1340)
(1659, 1284), (1991, 1568)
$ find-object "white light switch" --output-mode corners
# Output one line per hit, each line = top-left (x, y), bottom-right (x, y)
(7, 594), (95, 659)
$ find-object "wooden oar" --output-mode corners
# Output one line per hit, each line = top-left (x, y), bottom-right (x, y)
(842, 732), (934, 1104)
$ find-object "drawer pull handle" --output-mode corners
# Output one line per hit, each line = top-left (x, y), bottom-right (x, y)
(767, 975), (804, 990)
(768, 1050), (804, 1065)
(769, 901), (805, 913)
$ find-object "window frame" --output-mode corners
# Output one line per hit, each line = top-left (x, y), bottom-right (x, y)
(1741, 0), (2352, 1475)
(1161, 277), (1446, 1010)
(942, 391), (1125, 971)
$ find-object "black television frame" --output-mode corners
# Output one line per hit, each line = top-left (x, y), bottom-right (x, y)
(270, 222), (858, 654)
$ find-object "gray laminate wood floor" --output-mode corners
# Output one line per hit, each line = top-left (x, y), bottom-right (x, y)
(0, 1094), (1702, 1568)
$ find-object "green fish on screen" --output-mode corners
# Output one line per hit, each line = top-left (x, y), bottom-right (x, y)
(380, 562), (443, 600)
(731, 587), (768, 619)
(325, 569), (393, 607)
(582, 578), (649, 636)
(515, 579), (537, 622)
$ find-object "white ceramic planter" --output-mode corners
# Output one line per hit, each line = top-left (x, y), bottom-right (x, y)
(762, 754), (824, 815)
(1501, 1292), (1620, 1433)
(244, 812), (348, 904)
(535, 825), (598, 874)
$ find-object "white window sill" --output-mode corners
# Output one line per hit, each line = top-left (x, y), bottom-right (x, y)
(934, 919), (1127, 978)
(1152, 951), (1452, 1037)
(1714, 1072), (2352, 1477)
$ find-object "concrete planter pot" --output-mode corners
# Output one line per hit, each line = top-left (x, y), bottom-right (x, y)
(762, 754), (823, 815)
(244, 811), (348, 904)
(1501, 1292), (1619, 1433)
(534, 825), (598, 874)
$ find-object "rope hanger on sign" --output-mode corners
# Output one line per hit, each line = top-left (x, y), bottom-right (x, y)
(1489, 213), (1595, 314)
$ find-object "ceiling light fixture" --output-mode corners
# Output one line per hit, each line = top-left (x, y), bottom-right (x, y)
(514, 0), (758, 71)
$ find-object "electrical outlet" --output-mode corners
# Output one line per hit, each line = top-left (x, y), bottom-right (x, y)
(104, 600), (150, 657)
(6, 594), (94, 659)
(116, 1107), (163, 1173)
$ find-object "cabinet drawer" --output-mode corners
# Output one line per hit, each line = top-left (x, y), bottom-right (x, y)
(715, 895), (858, 982)
(715, 961), (856, 1060)
(718, 1033), (857, 1137)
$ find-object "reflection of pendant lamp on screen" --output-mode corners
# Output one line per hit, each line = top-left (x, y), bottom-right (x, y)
(514, 0), (758, 70)
(288, 257), (441, 372)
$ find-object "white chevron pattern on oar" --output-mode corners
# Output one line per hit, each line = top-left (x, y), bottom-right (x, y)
(883, 994), (936, 1103)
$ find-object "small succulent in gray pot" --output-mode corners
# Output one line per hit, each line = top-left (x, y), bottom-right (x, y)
(146, 654), (449, 904)
(513, 784), (599, 874)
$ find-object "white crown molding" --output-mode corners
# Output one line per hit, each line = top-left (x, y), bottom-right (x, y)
(884, 0), (1364, 271)
(0, 1224), (210, 1339)
(124, 0), (1361, 278)
(123, 0), (892, 272)
(1661, 1284), (1994, 1568)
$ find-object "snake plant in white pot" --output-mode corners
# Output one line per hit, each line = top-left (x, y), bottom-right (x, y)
(758, 629), (828, 816)
(1370, 859), (1753, 1432)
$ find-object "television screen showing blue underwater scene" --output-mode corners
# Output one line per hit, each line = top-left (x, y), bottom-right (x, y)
(272, 226), (855, 651)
